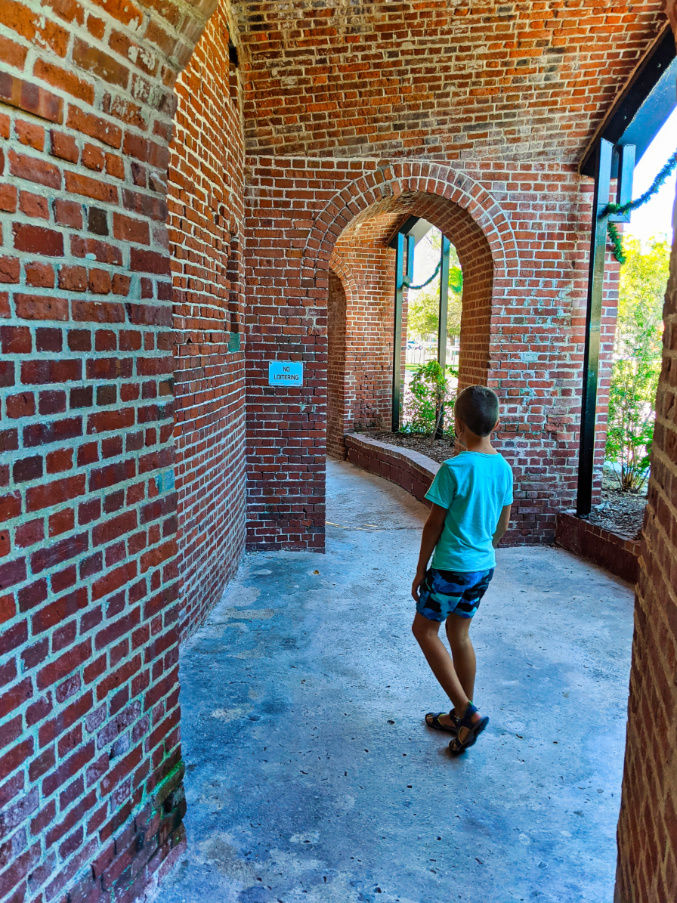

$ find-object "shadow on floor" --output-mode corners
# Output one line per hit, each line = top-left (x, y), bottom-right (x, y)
(160, 458), (634, 903)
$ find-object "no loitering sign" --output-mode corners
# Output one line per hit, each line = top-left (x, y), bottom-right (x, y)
(268, 361), (304, 386)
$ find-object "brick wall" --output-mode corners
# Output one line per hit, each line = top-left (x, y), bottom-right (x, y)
(326, 269), (347, 458)
(0, 0), (217, 899)
(245, 156), (615, 547)
(168, 3), (246, 640)
(328, 227), (397, 454)
(237, 1), (651, 550)
(0, 0), (668, 900)
(615, 9), (677, 900)
(237, 0), (665, 162)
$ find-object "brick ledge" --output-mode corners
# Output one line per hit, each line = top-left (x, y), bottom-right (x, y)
(345, 432), (440, 504)
(555, 511), (643, 584)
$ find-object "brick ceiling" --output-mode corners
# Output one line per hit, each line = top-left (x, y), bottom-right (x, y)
(234, 0), (667, 162)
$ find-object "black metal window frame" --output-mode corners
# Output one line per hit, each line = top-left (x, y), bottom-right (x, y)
(389, 218), (452, 433)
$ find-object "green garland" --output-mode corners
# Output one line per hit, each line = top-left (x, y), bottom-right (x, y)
(604, 148), (677, 264)
(403, 258), (442, 290)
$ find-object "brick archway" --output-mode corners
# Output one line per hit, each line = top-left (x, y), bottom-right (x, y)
(302, 162), (519, 285)
(317, 165), (517, 455)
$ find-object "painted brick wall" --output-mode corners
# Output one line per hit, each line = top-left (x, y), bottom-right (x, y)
(0, 0), (217, 899)
(168, 2), (246, 640)
(615, 10), (677, 900)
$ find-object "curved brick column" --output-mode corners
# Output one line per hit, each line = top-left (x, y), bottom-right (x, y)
(168, 5), (246, 640)
(0, 0), (227, 899)
(615, 11), (677, 900)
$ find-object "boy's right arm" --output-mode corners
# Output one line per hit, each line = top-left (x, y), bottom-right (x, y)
(492, 504), (512, 548)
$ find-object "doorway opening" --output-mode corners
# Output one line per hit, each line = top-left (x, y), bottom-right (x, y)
(325, 191), (494, 460)
(400, 225), (463, 440)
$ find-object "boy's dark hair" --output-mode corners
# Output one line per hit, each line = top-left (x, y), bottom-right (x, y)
(454, 386), (499, 437)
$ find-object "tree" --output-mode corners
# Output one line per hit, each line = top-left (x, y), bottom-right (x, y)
(605, 237), (670, 491)
(406, 233), (463, 341)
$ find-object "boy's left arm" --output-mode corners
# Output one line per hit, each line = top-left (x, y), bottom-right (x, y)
(411, 504), (447, 601)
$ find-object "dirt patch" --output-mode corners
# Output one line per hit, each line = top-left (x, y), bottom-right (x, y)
(366, 430), (456, 465)
(588, 488), (646, 540)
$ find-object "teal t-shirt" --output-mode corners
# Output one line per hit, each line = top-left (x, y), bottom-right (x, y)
(425, 452), (514, 573)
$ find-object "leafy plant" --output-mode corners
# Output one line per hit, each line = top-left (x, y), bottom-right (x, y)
(605, 237), (669, 491)
(606, 361), (658, 491)
(402, 361), (458, 439)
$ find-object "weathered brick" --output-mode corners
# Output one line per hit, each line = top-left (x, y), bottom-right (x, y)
(615, 13), (677, 902)
(36, 641), (91, 692)
(0, 72), (63, 124)
(9, 149), (61, 188)
(0, 3), (672, 903)
(14, 294), (68, 320)
(12, 224), (63, 256)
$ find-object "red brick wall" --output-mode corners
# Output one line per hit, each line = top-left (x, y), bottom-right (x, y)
(0, 0), (666, 900)
(245, 158), (602, 546)
(0, 0), (218, 899)
(238, 1), (655, 549)
(615, 12), (677, 900)
(327, 269), (347, 458)
(238, 1), (665, 161)
(168, 4), (246, 640)
(328, 231), (397, 453)
(325, 190), (502, 458)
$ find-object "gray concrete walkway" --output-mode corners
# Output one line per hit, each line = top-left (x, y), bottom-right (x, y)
(161, 459), (635, 903)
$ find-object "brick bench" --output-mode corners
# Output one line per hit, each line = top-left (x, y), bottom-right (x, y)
(344, 432), (523, 545)
(346, 433), (644, 585)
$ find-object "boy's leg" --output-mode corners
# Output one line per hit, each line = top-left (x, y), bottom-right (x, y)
(412, 612), (471, 717)
(445, 613), (476, 704)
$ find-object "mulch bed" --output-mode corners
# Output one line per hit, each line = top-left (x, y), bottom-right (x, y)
(588, 487), (647, 540)
(367, 430), (456, 465)
(365, 430), (648, 539)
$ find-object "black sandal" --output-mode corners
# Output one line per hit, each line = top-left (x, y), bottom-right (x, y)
(448, 703), (489, 755)
(425, 710), (460, 734)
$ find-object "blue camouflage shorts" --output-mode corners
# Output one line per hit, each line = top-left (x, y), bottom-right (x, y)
(416, 567), (494, 622)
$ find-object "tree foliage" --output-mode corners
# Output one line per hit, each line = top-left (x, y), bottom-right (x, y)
(407, 235), (463, 341)
(605, 237), (669, 491)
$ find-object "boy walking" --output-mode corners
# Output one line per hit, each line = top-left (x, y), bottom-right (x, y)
(411, 386), (513, 755)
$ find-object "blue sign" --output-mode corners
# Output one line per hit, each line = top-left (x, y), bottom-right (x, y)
(268, 361), (303, 387)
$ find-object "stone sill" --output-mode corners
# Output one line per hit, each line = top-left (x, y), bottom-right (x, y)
(555, 511), (643, 584)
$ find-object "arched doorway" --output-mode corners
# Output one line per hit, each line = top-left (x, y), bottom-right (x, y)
(323, 187), (499, 457)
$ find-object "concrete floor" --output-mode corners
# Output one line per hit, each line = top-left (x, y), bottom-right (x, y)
(160, 459), (635, 903)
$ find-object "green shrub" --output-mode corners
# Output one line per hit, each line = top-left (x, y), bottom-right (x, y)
(605, 237), (669, 492)
(606, 359), (659, 491)
(402, 361), (458, 437)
